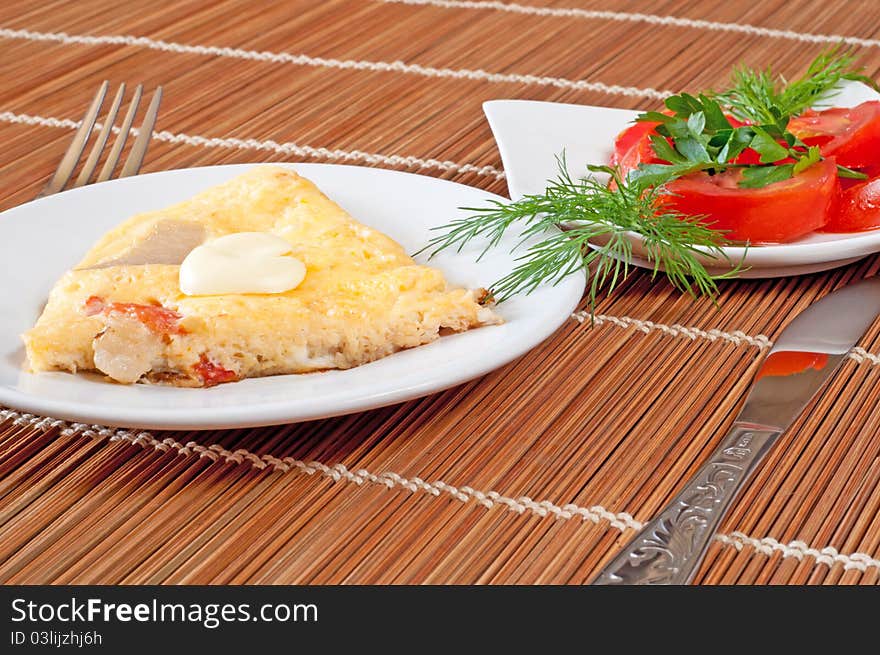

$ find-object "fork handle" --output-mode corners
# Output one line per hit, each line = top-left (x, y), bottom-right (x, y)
(592, 423), (783, 585)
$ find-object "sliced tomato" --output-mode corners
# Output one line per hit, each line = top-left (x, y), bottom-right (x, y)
(84, 295), (186, 335)
(788, 101), (880, 171)
(611, 114), (771, 172)
(824, 176), (880, 232)
(611, 120), (663, 178)
(83, 296), (106, 316)
(664, 157), (838, 243)
(194, 355), (237, 387)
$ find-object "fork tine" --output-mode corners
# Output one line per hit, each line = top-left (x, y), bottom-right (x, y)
(95, 84), (142, 183)
(36, 80), (109, 198)
(120, 86), (162, 178)
(72, 83), (126, 189)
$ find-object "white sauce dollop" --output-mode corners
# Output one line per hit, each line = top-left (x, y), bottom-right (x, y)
(179, 232), (306, 296)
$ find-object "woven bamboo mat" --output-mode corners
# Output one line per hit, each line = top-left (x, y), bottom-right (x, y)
(2, 0), (880, 584)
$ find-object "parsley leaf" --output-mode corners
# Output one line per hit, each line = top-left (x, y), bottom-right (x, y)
(629, 48), (876, 190)
(739, 164), (795, 188)
(749, 126), (791, 163)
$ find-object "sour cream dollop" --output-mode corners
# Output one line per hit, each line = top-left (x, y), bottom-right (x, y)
(179, 232), (306, 296)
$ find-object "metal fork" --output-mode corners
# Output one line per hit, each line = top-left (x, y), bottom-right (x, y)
(36, 81), (163, 198)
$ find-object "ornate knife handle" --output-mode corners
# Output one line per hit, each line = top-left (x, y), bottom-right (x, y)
(593, 423), (782, 585)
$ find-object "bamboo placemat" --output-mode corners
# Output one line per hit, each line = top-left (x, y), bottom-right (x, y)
(2, 0), (880, 584)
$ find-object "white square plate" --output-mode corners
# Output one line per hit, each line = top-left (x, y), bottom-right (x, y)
(484, 81), (880, 277)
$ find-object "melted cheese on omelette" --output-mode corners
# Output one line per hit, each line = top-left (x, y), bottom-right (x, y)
(23, 166), (501, 386)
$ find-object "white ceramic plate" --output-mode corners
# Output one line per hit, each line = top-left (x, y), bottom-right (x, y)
(0, 163), (584, 429)
(484, 81), (880, 278)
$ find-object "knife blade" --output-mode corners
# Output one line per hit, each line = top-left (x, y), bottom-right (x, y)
(593, 276), (880, 585)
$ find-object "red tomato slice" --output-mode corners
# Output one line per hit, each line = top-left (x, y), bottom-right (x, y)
(194, 355), (237, 387)
(664, 157), (838, 243)
(611, 120), (663, 178)
(84, 295), (186, 335)
(824, 176), (880, 232)
(788, 101), (880, 170)
(611, 115), (769, 172)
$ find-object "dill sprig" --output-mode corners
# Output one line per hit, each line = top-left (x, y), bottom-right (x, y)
(718, 45), (878, 125)
(421, 159), (742, 307)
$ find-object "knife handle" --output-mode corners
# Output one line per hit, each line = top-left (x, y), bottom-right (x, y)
(592, 423), (782, 585)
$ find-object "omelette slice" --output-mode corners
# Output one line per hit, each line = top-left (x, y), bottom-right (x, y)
(23, 166), (501, 387)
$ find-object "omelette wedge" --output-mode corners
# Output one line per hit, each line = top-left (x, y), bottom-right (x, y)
(23, 166), (501, 387)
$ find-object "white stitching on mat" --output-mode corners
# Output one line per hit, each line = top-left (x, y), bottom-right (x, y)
(574, 312), (774, 350)
(716, 533), (880, 572)
(576, 313), (880, 365)
(848, 346), (880, 366)
(378, 0), (880, 48)
(0, 110), (506, 179)
(0, 27), (670, 99)
(0, 112), (78, 130)
(0, 408), (638, 531)
(1, 406), (878, 573)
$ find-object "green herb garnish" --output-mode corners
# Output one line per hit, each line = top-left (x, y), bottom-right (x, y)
(634, 83), (863, 190)
(718, 46), (878, 125)
(425, 48), (874, 309)
(421, 158), (741, 306)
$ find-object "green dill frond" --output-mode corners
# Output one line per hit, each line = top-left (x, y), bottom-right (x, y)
(423, 159), (743, 309)
(718, 45), (876, 124)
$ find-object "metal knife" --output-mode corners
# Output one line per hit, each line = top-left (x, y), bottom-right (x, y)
(593, 276), (880, 585)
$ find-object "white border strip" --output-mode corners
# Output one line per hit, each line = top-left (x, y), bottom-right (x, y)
(1, 406), (877, 573)
(379, 0), (880, 48)
(0, 27), (670, 99)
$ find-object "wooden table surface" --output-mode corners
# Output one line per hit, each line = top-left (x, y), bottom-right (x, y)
(2, 0), (880, 584)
